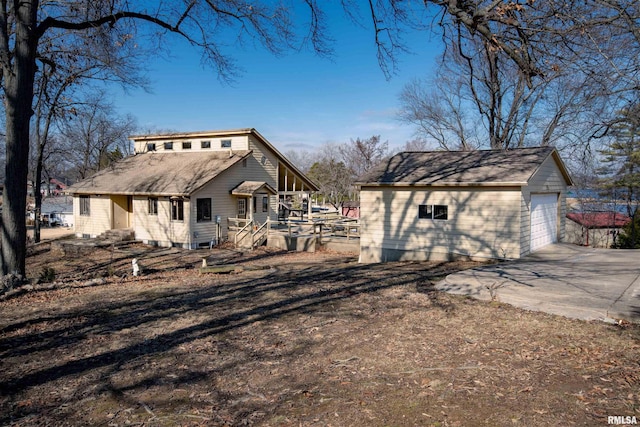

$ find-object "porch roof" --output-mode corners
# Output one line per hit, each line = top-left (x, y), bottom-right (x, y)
(230, 181), (277, 197)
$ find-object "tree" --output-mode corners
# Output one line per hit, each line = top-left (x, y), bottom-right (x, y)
(4, 0), (640, 276)
(0, 1), (332, 276)
(340, 135), (390, 178)
(399, 28), (603, 150)
(28, 16), (146, 243)
(307, 157), (353, 209)
(598, 106), (640, 247)
(59, 93), (137, 181)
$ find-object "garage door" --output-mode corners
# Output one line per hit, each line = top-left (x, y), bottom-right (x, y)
(530, 194), (558, 252)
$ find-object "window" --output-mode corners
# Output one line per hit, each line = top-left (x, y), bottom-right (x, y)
(433, 205), (448, 220)
(197, 198), (212, 222)
(164, 142), (173, 150)
(182, 141), (192, 150)
(146, 143), (156, 151)
(79, 195), (90, 216)
(418, 204), (432, 219)
(201, 140), (211, 149)
(148, 197), (158, 215)
(171, 199), (184, 221)
(418, 204), (448, 221)
(262, 196), (269, 212)
(221, 139), (232, 148)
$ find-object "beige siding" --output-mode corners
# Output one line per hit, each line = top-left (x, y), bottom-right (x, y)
(360, 186), (522, 262)
(188, 160), (278, 247)
(74, 195), (111, 237)
(519, 156), (569, 257)
(131, 197), (190, 247)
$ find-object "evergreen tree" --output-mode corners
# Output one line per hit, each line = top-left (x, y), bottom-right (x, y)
(599, 105), (640, 248)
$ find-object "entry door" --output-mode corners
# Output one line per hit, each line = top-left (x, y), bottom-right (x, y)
(530, 194), (558, 252)
(112, 195), (132, 229)
(237, 198), (247, 219)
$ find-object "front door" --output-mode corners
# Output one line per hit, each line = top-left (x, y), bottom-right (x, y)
(237, 198), (247, 219)
(112, 195), (132, 229)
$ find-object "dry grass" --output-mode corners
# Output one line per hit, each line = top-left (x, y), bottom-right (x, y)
(0, 241), (638, 426)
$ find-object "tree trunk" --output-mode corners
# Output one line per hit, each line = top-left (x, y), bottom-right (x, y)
(1, 0), (39, 276)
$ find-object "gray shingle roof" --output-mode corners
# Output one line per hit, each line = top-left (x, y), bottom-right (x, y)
(357, 147), (570, 186)
(230, 181), (277, 196)
(67, 151), (252, 196)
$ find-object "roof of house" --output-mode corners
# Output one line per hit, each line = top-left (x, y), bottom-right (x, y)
(567, 211), (631, 228)
(356, 147), (573, 187)
(67, 150), (252, 196)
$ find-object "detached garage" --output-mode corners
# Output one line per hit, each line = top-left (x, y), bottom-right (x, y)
(357, 147), (573, 262)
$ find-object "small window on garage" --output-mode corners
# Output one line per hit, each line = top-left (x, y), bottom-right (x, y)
(221, 139), (232, 148)
(433, 205), (448, 220)
(418, 204), (448, 220)
(164, 142), (173, 150)
(418, 204), (432, 219)
(182, 141), (192, 150)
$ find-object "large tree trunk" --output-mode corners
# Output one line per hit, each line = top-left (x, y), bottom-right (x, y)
(1, 1), (38, 276)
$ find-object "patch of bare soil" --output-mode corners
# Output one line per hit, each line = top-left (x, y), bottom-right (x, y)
(1, 241), (638, 426)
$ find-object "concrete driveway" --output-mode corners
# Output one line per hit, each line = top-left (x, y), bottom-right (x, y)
(437, 244), (640, 323)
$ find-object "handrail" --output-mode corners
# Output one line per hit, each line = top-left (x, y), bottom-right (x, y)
(234, 219), (254, 247)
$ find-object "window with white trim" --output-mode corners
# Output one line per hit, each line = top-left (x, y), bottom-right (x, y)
(80, 195), (90, 216)
(171, 199), (184, 221)
(418, 204), (448, 220)
(148, 197), (158, 215)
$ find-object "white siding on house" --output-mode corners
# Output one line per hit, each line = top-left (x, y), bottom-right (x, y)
(74, 195), (111, 237)
(360, 186), (522, 262)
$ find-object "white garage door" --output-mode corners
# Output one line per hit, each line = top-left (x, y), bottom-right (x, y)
(530, 194), (558, 252)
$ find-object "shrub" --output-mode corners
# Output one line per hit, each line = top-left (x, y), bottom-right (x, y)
(614, 213), (640, 249)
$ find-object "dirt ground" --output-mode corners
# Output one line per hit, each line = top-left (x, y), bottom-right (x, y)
(1, 240), (638, 426)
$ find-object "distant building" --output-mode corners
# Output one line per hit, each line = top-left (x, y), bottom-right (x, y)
(566, 211), (630, 248)
(341, 201), (360, 219)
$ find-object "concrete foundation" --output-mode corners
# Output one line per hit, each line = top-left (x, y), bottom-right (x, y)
(267, 234), (359, 254)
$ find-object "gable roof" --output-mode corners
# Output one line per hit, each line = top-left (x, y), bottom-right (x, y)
(130, 128), (319, 192)
(357, 147), (573, 187)
(231, 181), (277, 196)
(67, 150), (252, 196)
(567, 211), (631, 228)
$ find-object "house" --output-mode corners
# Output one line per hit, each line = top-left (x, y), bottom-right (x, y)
(67, 128), (318, 248)
(40, 196), (74, 227)
(341, 201), (360, 219)
(356, 147), (573, 262)
(566, 211), (630, 248)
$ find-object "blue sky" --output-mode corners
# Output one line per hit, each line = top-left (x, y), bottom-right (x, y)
(114, 6), (442, 153)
